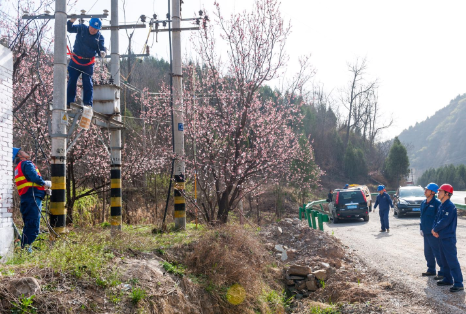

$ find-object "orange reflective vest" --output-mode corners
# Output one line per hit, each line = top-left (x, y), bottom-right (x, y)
(14, 161), (45, 196)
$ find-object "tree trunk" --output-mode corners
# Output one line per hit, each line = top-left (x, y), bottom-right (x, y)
(217, 191), (230, 224)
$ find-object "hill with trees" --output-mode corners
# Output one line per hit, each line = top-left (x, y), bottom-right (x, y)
(398, 94), (466, 175)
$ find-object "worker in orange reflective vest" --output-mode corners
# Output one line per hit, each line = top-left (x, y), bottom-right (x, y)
(13, 148), (51, 252)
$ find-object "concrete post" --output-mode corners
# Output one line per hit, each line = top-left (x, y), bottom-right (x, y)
(172, 0), (186, 230)
(110, 0), (122, 232)
(50, 0), (67, 234)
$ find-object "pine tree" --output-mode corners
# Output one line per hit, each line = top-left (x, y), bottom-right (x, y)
(384, 137), (410, 186)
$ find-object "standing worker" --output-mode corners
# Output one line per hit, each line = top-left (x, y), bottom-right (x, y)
(374, 185), (393, 232)
(13, 148), (51, 252)
(419, 183), (444, 279)
(327, 189), (333, 202)
(66, 17), (106, 108)
(432, 184), (464, 292)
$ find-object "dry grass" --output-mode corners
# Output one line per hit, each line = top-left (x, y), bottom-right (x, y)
(185, 225), (281, 314)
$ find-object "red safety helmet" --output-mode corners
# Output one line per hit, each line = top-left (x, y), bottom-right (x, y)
(438, 184), (454, 195)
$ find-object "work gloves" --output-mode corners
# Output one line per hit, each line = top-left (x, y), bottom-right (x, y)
(46, 189), (52, 196)
(100, 51), (106, 58)
(420, 230), (424, 237)
(43, 181), (52, 189)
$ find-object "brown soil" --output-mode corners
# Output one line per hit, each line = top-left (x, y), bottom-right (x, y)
(261, 218), (441, 313)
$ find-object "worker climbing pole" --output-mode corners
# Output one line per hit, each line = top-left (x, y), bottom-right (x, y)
(50, 0), (67, 235)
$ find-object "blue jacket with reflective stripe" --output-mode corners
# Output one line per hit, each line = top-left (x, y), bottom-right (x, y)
(433, 199), (457, 239)
(67, 21), (106, 59)
(374, 192), (393, 211)
(420, 196), (441, 233)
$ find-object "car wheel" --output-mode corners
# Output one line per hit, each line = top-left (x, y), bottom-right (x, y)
(363, 214), (369, 222)
(397, 209), (404, 218)
(332, 213), (340, 224)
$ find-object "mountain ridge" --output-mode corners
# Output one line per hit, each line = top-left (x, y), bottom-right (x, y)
(398, 93), (466, 176)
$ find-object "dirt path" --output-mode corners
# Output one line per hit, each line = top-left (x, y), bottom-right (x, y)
(325, 209), (466, 314)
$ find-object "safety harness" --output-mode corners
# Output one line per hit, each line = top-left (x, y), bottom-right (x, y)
(67, 45), (95, 66)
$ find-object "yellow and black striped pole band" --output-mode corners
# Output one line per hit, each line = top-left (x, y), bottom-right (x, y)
(50, 164), (66, 233)
(110, 168), (122, 226)
(174, 174), (185, 218)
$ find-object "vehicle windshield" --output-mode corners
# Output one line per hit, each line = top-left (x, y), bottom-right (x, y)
(339, 191), (365, 203)
(399, 188), (424, 198)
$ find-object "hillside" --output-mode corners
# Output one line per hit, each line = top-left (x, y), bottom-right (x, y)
(398, 93), (466, 175)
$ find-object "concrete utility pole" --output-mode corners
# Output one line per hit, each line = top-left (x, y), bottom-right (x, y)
(50, 0), (67, 235)
(110, 0), (122, 232)
(171, 0), (186, 230)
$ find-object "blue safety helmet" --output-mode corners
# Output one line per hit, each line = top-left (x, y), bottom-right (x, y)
(12, 147), (21, 162)
(377, 185), (385, 191)
(344, 184), (349, 188)
(425, 183), (439, 193)
(89, 18), (102, 30)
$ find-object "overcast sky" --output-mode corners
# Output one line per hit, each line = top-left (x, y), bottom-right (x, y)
(5, 0), (466, 140)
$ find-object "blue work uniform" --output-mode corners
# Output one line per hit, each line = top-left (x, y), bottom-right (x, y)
(374, 192), (393, 231)
(432, 199), (463, 287)
(420, 196), (444, 276)
(16, 161), (46, 247)
(66, 20), (106, 106)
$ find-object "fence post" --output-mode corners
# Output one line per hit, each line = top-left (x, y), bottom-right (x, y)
(317, 212), (324, 231)
(311, 210), (318, 230)
(306, 207), (312, 228)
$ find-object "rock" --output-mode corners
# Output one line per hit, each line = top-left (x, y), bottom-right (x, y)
(277, 227), (283, 234)
(320, 262), (330, 269)
(284, 218), (293, 223)
(307, 274), (316, 281)
(9, 277), (41, 298)
(288, 275), (306, 280)
(312, 269), (328, 281)
(292, 219), (301, 225)
(287, 249), (297, 259)
(306, 280), (318, 291)
(295, 293), (304, 299)
(286, 279), (294, 285)
(287, 265), (312, 276)
(296, 281), (307, 290)
(275, 245), (288, 261)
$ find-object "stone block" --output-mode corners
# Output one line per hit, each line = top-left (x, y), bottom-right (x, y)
(287, 265), (312, 276)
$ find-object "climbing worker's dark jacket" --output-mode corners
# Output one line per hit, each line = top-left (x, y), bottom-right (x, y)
(67, 20), (106, 59)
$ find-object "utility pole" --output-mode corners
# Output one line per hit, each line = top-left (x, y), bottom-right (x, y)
(110, 0), (122, 233)
(127, 33), (133, 83)
(50, 0), (67, 235)
(171, 0), (185, 230)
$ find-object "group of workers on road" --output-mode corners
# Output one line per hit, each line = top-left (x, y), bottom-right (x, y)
(373, 183), (463, 293)
(338, 182), (463, 293)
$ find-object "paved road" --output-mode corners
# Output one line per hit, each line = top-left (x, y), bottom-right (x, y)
(325, 198), (466, 313)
